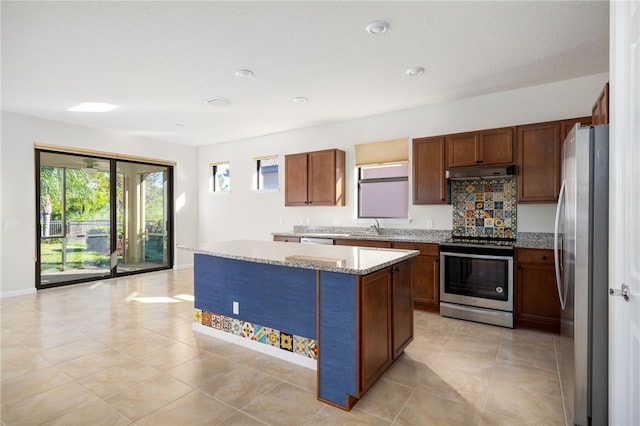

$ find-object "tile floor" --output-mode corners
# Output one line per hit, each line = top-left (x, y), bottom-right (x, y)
(1, 268), (565, 425)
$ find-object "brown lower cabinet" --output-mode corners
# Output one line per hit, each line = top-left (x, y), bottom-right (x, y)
(514, 248), (561, 333)
(392, 242), (440, 312)
(334, 239), (392, 248)
(359, 260), (413, 394)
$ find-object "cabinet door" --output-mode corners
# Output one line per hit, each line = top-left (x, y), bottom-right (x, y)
(392, 242), (439, 311)
(479, 127), (515, 165)
(413, 137), (447, 204)
(517, 122), (561, 202)
(308, 150), (337, 206)
(591, 82), (609, 125)
(515, 249), (561, 333)
(446, 132), (478, 168)
(392, 260), (413, 358)
(285, 153), (309, 206)
(359, 268), (392, 393)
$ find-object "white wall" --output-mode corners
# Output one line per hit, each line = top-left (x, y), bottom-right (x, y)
(0, 112), (199, 297)
(198, 73), (609, 243)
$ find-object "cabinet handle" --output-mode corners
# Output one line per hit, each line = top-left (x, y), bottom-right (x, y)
(435, 259), (439, 263)
(542, 255), (547, 260)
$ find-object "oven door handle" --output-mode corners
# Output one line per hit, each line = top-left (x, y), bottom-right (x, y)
(554, 179), (567, 310)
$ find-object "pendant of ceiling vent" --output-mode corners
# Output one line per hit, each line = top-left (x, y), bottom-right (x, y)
(205, 96), (235, 107)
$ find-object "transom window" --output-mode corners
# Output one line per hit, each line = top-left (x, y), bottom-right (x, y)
(211, 162), (230, 192)
(255, 156), (279, 190)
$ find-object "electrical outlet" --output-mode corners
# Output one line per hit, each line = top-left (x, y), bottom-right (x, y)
(427, 219), (434, 229)
(233, 301), (239, 315)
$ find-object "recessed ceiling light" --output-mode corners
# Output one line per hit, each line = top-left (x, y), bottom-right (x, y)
(293, 97), (308, 103)
(67, 102), (118, 112)
(406, 67), (425, 76)
(366, 20), (390, 34)
(235, 69), (255, 78)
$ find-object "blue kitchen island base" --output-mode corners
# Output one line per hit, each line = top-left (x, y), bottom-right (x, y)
(189, 241), (417, 411)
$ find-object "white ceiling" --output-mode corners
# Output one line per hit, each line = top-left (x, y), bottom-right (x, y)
(1, 1), (609, 147)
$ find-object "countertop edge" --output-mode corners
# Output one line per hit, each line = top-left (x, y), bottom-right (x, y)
(178, 244), (419, 275)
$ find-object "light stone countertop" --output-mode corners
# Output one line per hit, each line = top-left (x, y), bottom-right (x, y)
(273, 227), (555, 250)
(178, 240), (419, 275)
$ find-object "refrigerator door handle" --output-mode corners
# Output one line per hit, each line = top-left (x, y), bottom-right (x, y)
(554, 180), (567, 310)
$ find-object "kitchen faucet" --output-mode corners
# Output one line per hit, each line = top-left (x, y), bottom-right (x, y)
(371, 218), (381, 234)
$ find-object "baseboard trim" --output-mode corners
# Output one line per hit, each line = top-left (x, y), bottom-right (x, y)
(0, 288), (37, 299)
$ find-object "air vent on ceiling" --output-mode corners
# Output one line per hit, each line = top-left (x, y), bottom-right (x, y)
(205, 96), (235, 107)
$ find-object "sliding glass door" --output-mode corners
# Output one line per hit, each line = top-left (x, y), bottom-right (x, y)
(116, 161), (171, 274)
(36, 150), (173, 288)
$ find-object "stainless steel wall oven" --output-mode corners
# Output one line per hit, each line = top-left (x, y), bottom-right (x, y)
(440, 240), (514, 328)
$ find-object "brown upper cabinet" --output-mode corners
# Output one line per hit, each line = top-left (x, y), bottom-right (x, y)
(413, 136), (447, 204)
(446, 127), (515, 168)
(285, 149), (345, 206)
(517, 121), (561, 203)
(517, 116), (592, 203)
(592, 82), (609, 125)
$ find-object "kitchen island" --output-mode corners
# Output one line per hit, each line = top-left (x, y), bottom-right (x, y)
(181, 240), (419, 411)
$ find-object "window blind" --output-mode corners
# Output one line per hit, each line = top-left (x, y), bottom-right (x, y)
(354, 138), (409, 166)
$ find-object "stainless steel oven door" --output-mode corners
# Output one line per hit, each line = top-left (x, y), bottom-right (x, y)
(440, 251), (514, 311)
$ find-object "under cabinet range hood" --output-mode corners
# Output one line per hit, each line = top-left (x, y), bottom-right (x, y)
(446, 165), (516, 180)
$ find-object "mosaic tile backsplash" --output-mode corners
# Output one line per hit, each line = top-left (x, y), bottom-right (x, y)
(194, 309), (318, 360)
(451, 176), (517, 238)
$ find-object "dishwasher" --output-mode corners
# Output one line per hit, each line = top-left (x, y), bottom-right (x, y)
(300, 237), (334, 245)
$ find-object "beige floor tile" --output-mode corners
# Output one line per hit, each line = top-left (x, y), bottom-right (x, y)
(36, 337), (107, 365)
(394, 389), (482, 426)
(284, 365), (317, 392)
(104, 373), (194, 421)
(43, 399), (132, 426)
(114, 332), (178, 358)
(354, 379), (413, 421)
(414, 365), (490, 411)
(243, 353), (300, 378)
(380, 353), (431, 388)
(440, 334), (500, 359)
(0, 350), (52, 382)
(497, 340), (558, 372)
(484, 381), (565, 426)
(455, 320), (505, 342)
(207, 340), (265, 364)
(135, 341), (203, 370)
(430, 352), (497, 380)
(166, 352), (238, 387)
(199, 364), (281, 409)
(0, 365), (72, 406)
(78, 360), (161, 398)
(158, 321), (197, 341)
(92, 324), (154, 347)
(57, 348), (135, 379)
(491, 360), (561, 396)
(1, 382), (99, 425)
(308, 405), (391, 425)
(0, 272), (566, 426)
(219, 411), (269, 426)
(136, 390), (237, 425)
(242, 382), (324, 426)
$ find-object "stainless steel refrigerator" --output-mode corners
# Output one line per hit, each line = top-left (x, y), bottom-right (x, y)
(554, 124), (608, 426)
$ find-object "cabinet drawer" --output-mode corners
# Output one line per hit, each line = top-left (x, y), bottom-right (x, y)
(273, 235), (301, 243)
(392, 242), (439, 256)
(516, 248), (553, 264)
(335, 239), (392, 248)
